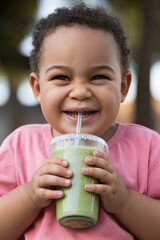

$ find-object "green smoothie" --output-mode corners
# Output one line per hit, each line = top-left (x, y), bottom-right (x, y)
(53, 145), (100, 229)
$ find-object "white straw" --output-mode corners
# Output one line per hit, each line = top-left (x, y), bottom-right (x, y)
(76, 112), (82, 134)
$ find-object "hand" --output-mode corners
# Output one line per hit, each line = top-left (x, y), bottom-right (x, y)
(27, 156), (72, 208)
(82, 151), (129, 214)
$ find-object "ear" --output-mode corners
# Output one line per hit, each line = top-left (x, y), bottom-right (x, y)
(120, 71), (132, 103)
(29, 72), (41, 104)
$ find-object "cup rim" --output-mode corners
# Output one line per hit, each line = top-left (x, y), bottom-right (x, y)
(47, 133), (109, 157)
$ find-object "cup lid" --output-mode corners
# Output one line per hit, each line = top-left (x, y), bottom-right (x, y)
(48, 133), (109, 154)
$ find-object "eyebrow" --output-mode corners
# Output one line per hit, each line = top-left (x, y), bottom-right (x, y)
(45, 65), (70, 73)
(45, 65), (115, 73)
(91, 65), (115, 73)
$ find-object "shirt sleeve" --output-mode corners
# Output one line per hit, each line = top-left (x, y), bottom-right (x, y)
(0, 134), (18, 196)
(147, 132), (160, 199)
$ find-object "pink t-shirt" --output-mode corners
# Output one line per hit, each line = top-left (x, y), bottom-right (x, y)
(0, 123), (160, 240)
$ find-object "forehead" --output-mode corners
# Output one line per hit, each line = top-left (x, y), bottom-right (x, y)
(41, 25), (120, 70)
(43, 25), (118, 50)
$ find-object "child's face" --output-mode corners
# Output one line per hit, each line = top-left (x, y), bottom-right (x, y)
(30, 25), (131, 138)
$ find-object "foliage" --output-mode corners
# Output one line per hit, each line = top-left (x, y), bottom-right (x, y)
(0, 0), (38, 75)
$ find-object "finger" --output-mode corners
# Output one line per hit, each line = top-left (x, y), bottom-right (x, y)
(38, 164), (72, 179)
(84, 183), (111, 196)
(46, 156), (69, 167)
(38, 175), (71, 188)
(93, 150), (109, 160)
(37, 188), (64, 200)
(82, 166), (113, 184)
(94, 150), (112, 165)
(85, 155), (114, 173)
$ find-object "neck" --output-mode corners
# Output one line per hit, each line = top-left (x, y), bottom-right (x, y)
(100, 123), (118, 142)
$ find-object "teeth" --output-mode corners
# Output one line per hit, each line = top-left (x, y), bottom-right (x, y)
(68, 112), (78, 117)
(67, 111), (93, 118)
(83, 114), (89, 118)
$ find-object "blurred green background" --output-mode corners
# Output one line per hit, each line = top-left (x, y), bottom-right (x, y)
(0, 0), (160, 144)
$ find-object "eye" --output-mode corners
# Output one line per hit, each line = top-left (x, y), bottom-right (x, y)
(91, 75), (110, 80)
(51, 75), (69, 81)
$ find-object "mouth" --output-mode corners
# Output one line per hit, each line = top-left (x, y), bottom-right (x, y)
(65, 111), (96, 118)
(63, 110), (98, 122)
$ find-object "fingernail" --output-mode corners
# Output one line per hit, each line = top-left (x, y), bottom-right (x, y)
(82, 167), (88, 173)
(85, 184), (91, 190)
(65, 179), (70, 185)
(94, 151), (100, 156)
(57, 191), (63, 197)
(62, 160), (68, 166)
(85, 157), (92, 163)
(66, 170), (72, 176)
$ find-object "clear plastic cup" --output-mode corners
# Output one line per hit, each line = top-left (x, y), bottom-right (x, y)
(48, 133), (109, 229)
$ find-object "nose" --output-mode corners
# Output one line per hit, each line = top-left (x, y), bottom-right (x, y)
(69, 83), (92, 100)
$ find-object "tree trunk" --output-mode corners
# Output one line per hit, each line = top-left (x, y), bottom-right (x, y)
(136, 0), (158, 129)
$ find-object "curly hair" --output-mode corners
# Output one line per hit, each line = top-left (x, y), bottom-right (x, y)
(29, 4), (130, 75)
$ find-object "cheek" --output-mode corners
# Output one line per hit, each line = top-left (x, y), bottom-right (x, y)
(101, 88), (121, 116)
(39, 87), (66, 119)
(101, 85), (121, 104)
(40, 85), (62, 104)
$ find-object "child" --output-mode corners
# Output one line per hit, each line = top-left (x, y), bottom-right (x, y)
(0, 4), (160, 240)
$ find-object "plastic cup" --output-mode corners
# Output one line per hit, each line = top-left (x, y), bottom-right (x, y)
(48, 133), (109, 229)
